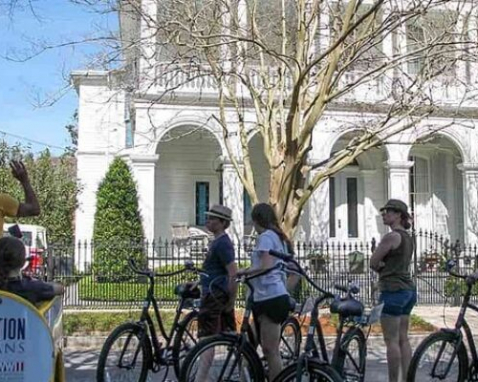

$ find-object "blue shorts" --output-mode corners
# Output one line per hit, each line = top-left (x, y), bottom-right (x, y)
(379, 289), (417, 317)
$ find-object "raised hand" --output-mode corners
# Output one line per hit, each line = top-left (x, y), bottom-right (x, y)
(10, 160), (29, 183)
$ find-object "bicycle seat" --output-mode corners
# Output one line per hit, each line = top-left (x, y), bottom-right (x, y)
(330, 297), (364, 318)
(174, 283), (201, 299)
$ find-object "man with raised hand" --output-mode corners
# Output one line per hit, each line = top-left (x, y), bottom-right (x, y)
(0, 160), (40, 232)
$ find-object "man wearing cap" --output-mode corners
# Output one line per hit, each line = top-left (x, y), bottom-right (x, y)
(370, 199), (416, 382)
(195, 204), (238, 380)
(0, 160), (40, 232)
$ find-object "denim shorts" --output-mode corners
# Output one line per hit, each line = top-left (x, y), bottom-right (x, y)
(379, 289), (417, 317)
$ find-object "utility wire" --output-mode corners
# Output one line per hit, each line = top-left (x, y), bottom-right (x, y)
(0, 129), (67, 151)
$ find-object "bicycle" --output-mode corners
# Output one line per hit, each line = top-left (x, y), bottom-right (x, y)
(96, 259), (203, 382)
(407, 259), (478, 382)
(180, 262), (302, 382)
(269, 249), (383, 382)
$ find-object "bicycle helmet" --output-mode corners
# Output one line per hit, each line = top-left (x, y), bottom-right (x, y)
(174, 282), (201, 299)
(330, 297), (364, 318)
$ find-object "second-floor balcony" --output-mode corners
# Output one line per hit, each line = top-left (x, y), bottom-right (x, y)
(142, 62), (476, 108)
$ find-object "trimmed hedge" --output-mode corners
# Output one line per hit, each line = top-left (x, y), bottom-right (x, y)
(78, 263), (252, 302)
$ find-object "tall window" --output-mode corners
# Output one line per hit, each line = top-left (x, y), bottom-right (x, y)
(195, 182), (210, 225)
(347, 178), (358, 238)
(329, 177), (336, 237)
(409, 156), (430, 219)
(328, 174), (359, 238)
(406, 11), (458, 77)
(329, 2), (384, 73)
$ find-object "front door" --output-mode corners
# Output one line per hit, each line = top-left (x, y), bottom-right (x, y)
(329, 173), (361, 240)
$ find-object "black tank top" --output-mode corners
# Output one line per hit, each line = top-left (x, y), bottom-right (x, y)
(378, 229), (415, 292)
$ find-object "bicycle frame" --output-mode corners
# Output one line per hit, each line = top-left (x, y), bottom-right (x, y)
(197, 263), (285, 381)
(268, 249), (369, 380)
(139, 276), (197, 366)
(127, 260), (201, 371)
(432, 275), (478, 379)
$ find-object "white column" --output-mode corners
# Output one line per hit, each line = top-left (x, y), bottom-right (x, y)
(459, 163), (478, 244)
(384, 160), (414, 203)
(130, 154), (159, 242)
(222, 161), (244, 243)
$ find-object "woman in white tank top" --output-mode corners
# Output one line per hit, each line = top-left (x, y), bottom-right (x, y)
(238, 203), (293, 381)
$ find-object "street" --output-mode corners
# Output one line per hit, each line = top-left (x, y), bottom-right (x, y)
(64, 335), (400, 381)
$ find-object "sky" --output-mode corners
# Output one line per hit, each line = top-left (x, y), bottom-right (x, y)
(0, 0), (118, 155)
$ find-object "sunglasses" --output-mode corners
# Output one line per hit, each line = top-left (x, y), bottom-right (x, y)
(381, 208), (401, 215)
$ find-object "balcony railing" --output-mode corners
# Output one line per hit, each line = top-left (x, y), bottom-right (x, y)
(146, 62), (472, 106)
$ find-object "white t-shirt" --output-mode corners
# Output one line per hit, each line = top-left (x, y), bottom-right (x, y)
(250, 229), (288, 302)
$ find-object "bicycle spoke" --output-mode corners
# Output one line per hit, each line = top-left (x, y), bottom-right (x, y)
(412, 338), (462, 380)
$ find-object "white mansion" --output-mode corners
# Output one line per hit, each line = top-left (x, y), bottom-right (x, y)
(72, 0), (478, 260)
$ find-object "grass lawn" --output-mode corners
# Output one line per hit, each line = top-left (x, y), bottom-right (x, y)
(64, 310), (435, 336)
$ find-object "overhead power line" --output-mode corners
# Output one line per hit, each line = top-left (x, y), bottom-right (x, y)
(0, 129), (67, 151)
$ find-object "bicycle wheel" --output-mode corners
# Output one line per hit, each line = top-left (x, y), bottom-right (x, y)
(180, 334), (264, 382)
(407, 331), (468, 382)
(97, 322), (152, 382)
(280, 316), (301, 365)
(172, 310), (199, 378)
(334, 326), (366, 382)
(275, 360), (343, 381)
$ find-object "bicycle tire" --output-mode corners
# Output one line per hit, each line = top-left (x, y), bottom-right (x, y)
(280, 316), (301, 365)
(407, 331), (468, 382)
(172, 310), (199, 378)
(275, 360), (343, 381)
(334, 326), (366, 382)
(97, 322), (152, 382)
(179, 334), (264, 382)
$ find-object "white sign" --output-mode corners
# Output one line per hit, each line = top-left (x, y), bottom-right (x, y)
(0, 292), (54, 382)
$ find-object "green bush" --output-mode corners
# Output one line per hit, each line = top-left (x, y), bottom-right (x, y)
(444, 276), (478, 297)
(92, 158), (146, 279)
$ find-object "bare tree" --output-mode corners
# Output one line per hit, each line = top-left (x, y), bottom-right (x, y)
(109, 0), (475, 236)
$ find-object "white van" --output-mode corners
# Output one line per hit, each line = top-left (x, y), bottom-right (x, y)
(3, 223), (48, 275)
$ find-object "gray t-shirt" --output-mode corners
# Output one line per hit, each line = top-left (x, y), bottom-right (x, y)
(250, 229), (288, 302)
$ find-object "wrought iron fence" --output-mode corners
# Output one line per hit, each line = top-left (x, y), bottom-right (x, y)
(45, 230), (478, 309)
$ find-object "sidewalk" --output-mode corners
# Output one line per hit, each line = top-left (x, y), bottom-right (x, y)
(413, 304), (478, 333)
